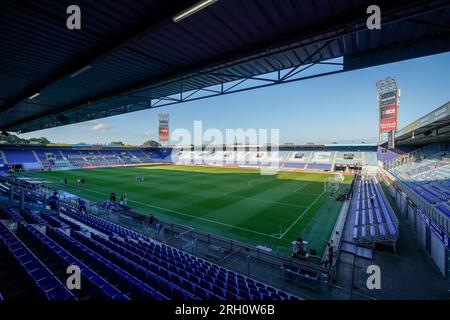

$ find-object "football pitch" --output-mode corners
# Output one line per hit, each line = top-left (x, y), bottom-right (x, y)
(25, 165), (352, 256)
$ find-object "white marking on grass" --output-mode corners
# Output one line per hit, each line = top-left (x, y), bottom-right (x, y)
(67, 185), (279, 239)
(247, 180), (256, 187)
(293, 182), (311, 193)
(300, 192), (323, 196)
(225, 194), (308, 209)
(246, 178), (272, 187)
(278, 190), (326, 239)
(222, 178), (266, 196)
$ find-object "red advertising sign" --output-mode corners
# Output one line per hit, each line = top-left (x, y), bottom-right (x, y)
(159, 113), (169, 142)
(379, 98), (398, 133)
(159, 127), (169, 141)
(380, 104), (397, 119)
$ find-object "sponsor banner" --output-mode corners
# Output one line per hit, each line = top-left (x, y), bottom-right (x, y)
(417, 208), (450, 250)
(380, 90), (397, 106)
(380, 118), (397, 132)
(380, 104), (397, 119)
(378, 89), (398, 133)
(379, 90), (398, 133)
(159, 127), (169, 141)
(81, 162), (168, 169)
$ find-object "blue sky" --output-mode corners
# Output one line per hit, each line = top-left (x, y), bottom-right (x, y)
(20, 52), (450, 145)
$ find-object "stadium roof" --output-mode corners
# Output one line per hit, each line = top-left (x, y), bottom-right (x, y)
(1, 0), (450, 133)
(392, 101), (450, 146)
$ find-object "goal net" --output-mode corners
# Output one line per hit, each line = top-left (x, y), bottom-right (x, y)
(335, 173), (345, 182)
(324, 175), (341, 193)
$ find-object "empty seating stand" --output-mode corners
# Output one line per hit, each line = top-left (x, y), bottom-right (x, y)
(45, 227), (167, 300)
(17, 209), (48, 226)
(351, 177), (397, 244)
(59, 204), (295, 300)
(372, 178), (397, 237)
(0, 221), (75, 300)
(16, 222), (129, 300)
(40, 212), (70, 230)
(0, 207), (23, 222)
(387, 152), (450, 222)
(0, 147), (171, 170)
(0, 197), (298, 300)
(436, 203), (450, 218)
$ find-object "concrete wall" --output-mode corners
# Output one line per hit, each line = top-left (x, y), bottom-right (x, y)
(396, 188), (447, 276)
(407, 204), (416, 231)
(416, 215), (427, 248)
(430, 231), (447, 276)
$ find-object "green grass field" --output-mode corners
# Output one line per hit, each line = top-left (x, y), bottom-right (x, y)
(24, 165), (351, 256)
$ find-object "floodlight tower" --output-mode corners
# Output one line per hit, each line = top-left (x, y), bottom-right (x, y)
(158, 113), (169, 146)
(376, 77), (400, 148)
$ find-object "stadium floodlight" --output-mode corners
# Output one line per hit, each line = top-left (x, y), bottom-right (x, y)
(70, 65), (92, 78)
(28, 92), (40, 99)
(173, 0), (218, 22)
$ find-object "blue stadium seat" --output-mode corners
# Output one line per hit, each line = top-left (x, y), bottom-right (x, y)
(56, 203), (298, 300)
(0, 221), (76, 300)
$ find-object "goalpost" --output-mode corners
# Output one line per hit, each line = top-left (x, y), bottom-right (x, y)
(335, 172), (345, 182)
(324, 173), (342, 194)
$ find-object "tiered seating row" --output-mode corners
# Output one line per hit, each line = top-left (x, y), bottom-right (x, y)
(372, 178), (397, 236)
(1, 195), (298, 300)
(0, 206), (23, 222)
(0, 222), (75, 300)
(105, 235), (292, 300)
(352, 178), (397, 240)
(60, 204), (295, 300)
(18, 223), (128, 300)
(69, 231), (190, 300)
(18, 209), (48, 226)
(46, 227), (166, 300)
(40, 212), (69, 229)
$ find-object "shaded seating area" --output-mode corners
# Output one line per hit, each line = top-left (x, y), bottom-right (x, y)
(0, 221), (75, 300)
(0, 197), (298, 300)
(59, 205), (296, 300)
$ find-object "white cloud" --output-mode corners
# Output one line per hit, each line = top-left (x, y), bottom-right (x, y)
(144, 130), (152, 136)
(92, 123), (106, 131)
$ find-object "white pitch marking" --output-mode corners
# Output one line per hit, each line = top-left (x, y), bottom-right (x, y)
(278, 190), (326, 239)
(293, 182), (311, 193)
(225, 194), (308, 209)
